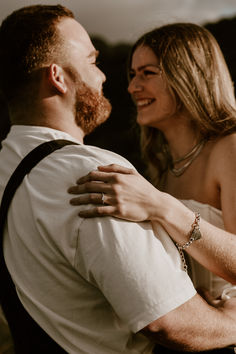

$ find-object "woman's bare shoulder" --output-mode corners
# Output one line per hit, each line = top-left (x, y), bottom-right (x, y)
(209, 133), (236, 160)
(207, 133), (236, 183)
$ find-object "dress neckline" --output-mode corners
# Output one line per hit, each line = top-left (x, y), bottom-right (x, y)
(180, 199), (222, 215)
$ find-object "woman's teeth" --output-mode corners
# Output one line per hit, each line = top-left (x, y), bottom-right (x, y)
(136, 99), (154, 107)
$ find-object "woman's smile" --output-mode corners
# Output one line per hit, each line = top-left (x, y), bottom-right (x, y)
(136, 98), (156, 110)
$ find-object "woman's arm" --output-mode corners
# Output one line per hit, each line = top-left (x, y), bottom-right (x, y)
(68, 161), (236, 284)
(162, 135), (236, 284)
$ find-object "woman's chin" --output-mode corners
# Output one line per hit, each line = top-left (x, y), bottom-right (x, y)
(137, 115), (153, 127)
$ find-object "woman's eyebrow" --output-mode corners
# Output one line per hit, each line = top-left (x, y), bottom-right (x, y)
(131, 64), (160, 71)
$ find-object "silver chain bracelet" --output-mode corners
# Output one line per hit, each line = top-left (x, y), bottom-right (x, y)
(176, 212), (202, 272)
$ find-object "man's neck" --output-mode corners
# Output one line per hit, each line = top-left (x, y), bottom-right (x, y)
(10, 112), (85, 144)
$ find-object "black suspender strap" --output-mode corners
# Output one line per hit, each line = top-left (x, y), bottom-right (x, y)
(0, 139), (78, 353)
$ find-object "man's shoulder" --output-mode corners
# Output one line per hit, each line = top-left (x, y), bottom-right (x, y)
(30, 142), (134, 186)
(52, 143), (134, 170)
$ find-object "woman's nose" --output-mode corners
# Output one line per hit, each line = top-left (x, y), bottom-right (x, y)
(128, 77), (143, 94)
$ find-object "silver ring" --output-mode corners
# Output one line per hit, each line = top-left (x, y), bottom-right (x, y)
(101, 193), (105, 205)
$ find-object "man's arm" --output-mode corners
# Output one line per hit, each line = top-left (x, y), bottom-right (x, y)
(141, 293), (236, 351)
(77, 216), (236, 351)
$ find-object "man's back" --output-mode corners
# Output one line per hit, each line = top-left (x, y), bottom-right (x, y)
(0, 125), (196, 353)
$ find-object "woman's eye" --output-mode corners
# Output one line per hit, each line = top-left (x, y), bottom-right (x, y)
(129, 72), (135, 80)
(143, 70), (155, 76)
(129, 73), (135, 81)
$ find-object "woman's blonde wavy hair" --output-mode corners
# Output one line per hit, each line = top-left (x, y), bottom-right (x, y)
(128, 23), (236, 186)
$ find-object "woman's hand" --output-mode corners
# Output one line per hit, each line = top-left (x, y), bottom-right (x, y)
(68, 164), (162, 221)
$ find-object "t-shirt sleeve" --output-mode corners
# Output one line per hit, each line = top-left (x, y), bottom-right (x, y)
(75, 216), (196, 333)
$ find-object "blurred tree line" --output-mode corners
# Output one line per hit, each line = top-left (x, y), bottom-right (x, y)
(0, 16), (236, 175)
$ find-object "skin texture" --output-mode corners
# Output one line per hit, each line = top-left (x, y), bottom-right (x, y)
(7, 16), (236, 350)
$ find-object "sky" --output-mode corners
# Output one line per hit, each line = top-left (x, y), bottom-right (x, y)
(1, 0), (236, 43)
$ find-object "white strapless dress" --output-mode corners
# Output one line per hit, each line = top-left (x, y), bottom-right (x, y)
(181, 199), (236, 299)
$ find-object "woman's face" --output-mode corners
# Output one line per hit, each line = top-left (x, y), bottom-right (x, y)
(128, 45), (177, 129)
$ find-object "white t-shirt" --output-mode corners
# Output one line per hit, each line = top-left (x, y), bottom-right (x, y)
(0, 125), (196, 354)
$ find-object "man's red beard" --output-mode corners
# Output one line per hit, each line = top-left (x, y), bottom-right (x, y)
(74, 81), (111, 135)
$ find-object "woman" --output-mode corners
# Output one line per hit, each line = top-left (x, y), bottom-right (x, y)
(68, 23), (236, 300)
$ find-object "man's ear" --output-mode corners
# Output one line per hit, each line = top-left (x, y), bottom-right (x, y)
(48, 63), (67, 94)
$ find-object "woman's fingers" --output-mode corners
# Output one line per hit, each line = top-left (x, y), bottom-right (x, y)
(197, 287), (222, 307)
(68, 181), (110, 195)
(70, 191), (116, 206)
(97, 164), (136, 175)
(76, 165), (136, 184)
(70, 193), (105, 205)
(76, 171), (112, 184)
(68, 165), (158, 222)
(78, 206), (117, 218)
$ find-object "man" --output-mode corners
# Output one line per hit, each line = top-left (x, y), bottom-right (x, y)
(0, 5), (235, 354)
